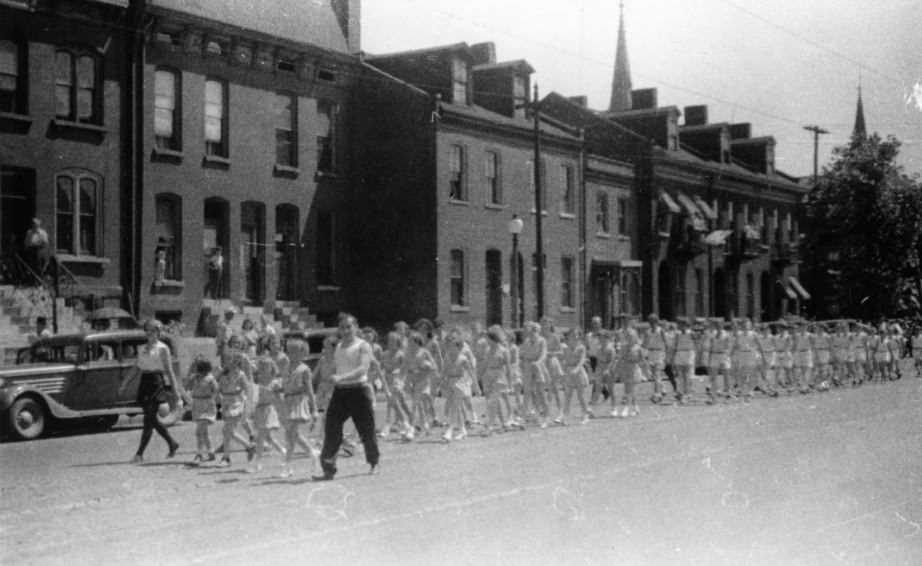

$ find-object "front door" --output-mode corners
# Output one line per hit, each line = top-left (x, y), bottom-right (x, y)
(0, 167), (35, 268)
(241, 224), (260, 304)
(590, 265), (613, 328)
(485, 250), (502, 326)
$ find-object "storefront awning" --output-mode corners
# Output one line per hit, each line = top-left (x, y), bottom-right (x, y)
(788, 276), (811, 300)
(780, 282), (798, 300)
(659, 192), (680, 215)
(704, 230), (732, 246)
(676, 192), (701, 218)
(694, 196), (718, 220)
(743, 224), (761, 240)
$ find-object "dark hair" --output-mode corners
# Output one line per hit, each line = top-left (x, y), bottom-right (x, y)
(196, 359), (213, 374)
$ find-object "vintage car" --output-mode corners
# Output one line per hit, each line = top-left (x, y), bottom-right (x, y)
(0, 330), (183, 441)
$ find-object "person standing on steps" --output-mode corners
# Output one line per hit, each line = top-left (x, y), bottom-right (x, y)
(313, 313), (380, 480)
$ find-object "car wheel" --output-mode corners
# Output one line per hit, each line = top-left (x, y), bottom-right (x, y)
(156, 402), (182, 427)
(8, 396), (47, 440)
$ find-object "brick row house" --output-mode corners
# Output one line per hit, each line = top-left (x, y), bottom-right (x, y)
(347, 42), (640, 329)
(1, 0), (361, 336)
(0, 0), (130, 319)
(139, 0), (360, 328)
(542, 7), (808, 323)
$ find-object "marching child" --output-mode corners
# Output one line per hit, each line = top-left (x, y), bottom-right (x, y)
(616, 327), (644, 417)
(441, 328), (475, 442)
(506, 329), (524, 427)
(249, 347), (285, 473)
(480, 325), (512, 434)
(186, 357), (219, 464)
(218, 352), (256, 467)
(280, 339), (320, 478)
(405, 331), (437, 439)
(379, 332), (413, 439)
(912, 325), (922, 378)
(561, 328), (592, 425)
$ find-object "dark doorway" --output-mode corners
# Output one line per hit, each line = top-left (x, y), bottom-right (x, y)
(203, 198), (229, 299)
(590, 264), (615, 328)
(0, 168), (35, 281)
(485, 249), (502, 326)
(510, 251), (525, 327)
(713, 267), (726, 319)
(240, 202), (265, 305)
(275, 204), (299, 301)
(760, 271), (772, 321)
(658, 261), (674, 321)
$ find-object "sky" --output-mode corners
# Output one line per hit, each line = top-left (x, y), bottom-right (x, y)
(362, 0), (922, 179)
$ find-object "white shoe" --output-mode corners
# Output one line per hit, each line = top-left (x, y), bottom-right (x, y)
(579, 415), (590, 425)
(441, 430), (452, 443)
(610, 409), (619, 418)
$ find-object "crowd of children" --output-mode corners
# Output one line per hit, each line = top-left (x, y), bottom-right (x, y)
(178, 313), (922, 477)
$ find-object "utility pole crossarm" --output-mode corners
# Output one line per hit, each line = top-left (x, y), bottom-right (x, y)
(803, 125), (829, 181)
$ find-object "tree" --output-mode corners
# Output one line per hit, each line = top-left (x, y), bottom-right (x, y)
(803, 134), (922, 320)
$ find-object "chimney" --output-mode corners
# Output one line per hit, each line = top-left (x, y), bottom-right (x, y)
(631, 88), (657, 110)
(568, 95), (588, 107)
(728, 123), (751, 139)
(470, 42), (496, 65)
(684, 105), (708, 126)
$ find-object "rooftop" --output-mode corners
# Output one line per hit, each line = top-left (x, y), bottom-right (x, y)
(150, 0), (350, 53)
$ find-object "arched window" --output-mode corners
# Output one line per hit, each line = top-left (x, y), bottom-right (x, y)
(155, 194), (182, 280)
(56, 170), (102, 255)
(55, 49), (100, 123)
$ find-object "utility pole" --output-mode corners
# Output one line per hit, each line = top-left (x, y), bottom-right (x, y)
(532, 84), (545, 319)
(803, 125), (828, 181)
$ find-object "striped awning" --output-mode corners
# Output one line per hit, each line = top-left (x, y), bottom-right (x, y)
(659, 192), (680, 214)
(704, 230), (732, 246)
(694, 196), (718, 220)
(788, 276), (811, 300)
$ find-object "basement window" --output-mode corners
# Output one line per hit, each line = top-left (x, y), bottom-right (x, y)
(316, 68), (336, 82)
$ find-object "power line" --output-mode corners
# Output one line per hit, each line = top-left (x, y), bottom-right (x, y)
(711, 0), (904, 86)
(396, 0), (849, 137)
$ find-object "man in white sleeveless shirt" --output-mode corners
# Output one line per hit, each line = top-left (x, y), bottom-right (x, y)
(314, 313), (380, 480)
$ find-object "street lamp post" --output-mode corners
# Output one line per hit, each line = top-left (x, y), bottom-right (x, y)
(508, 214), (524, 327)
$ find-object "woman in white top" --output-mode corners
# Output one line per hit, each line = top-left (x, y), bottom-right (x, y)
(123, 320), (180, 462)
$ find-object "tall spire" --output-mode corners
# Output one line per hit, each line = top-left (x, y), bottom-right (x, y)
(608, 0), (632, 112)
(852, 82), (867, 144)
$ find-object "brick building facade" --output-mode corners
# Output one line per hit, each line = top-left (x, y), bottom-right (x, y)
(138, 0), (360, 327)
(0, 0), (130, 312)
(348, 42), (638, 329)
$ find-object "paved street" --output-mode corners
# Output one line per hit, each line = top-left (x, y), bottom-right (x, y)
(3, 371), (922, 566)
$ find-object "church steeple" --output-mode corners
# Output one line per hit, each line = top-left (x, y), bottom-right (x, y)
(608, 1), (632, 112)
(852, 83), (867, 144)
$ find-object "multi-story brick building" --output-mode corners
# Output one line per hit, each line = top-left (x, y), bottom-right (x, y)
(0, 0), (130, 314)
(137, 0), (360, 327)
(543, 7), (808, 323)
(348, 42), (639, 329)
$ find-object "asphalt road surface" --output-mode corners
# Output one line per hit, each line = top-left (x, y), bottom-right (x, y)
(3, 370), (922, 566)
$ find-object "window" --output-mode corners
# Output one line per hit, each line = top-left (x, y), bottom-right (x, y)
(204, 79), (227, 157)
(55, 171), (100, 256)
(154, 69), (180, 151)
(317, 211), (335, 285)
(275, 93), (296, 167)
(560, 165), (575, 214)
(596, 191), (610, 234)
(484, 151), (500, 204)
(560, 257), (574, 308)
(618, 197), (629, 235)
(746, 272), (755, 318)
(204, 37), (228, 57)
(316, 100), (335, 173)
(621, 270), (641, 316)
(694, 268), (705, 317)
(155, 195), (181, 280)
(450, 249), (466, 307)
(527, 159), (548, 212)
(451, 57), (468, 105)
(449, 145), (466, 201)
(0, 40), (23, 113)
(512, 75), (527, 118)
(55, 50), (99, 123)
(674, 266), (686, 318)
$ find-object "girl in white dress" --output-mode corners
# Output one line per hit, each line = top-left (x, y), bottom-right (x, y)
(186, 357), (218, 464)
(560, 328), (591, 424)
(280, 339), (320, 478)
(480, 325), (511, 434)
(218, 352), (256, 467)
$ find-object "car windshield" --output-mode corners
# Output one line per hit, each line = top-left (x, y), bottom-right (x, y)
(29, 343), (82, 364)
